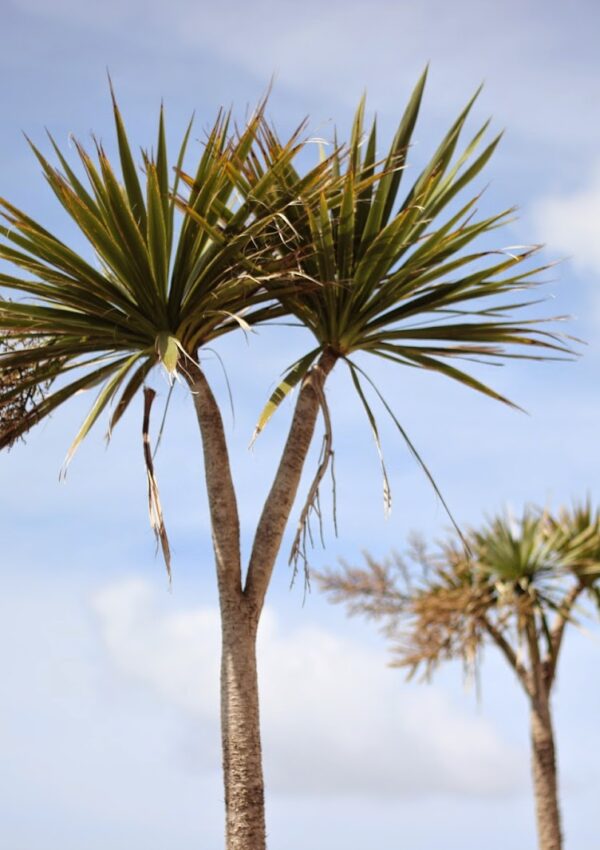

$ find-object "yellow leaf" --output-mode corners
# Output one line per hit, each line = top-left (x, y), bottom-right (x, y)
(156, 332), (179, 378)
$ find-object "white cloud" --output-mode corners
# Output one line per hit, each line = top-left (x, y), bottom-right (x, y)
(532, 163), (600, 277)
(8, 0), (600, 151)
(92, 578), (525, 797)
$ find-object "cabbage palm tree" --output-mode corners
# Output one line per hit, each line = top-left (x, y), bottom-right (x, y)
(0, 73), (569, 849)
(0, 91), (330, 848)
(317, 504), (600, 850)
(251, 70), (568, 556)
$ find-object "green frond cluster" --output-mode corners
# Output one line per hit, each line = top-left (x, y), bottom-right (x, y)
(255, 68), (570, 434)
(0, 72), (571, 475)
(0, 93), (326, 456)
(552, 501), (600, 585)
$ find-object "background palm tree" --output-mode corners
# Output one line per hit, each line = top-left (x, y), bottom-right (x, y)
(317, 503), (600, 850)
(0, 73), (571, 849)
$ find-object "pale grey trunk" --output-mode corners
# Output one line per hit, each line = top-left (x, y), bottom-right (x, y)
(182, 361), (266, 849)
(183, 350), (336, 850)
(530, 698), (562, 850)
(221, 601), (265, 850)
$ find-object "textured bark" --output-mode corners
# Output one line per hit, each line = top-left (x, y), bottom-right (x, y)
(184, 361), (264, 849)
(530, 697), (562, 850)
(183, 360), (242, 599)
(221, 603), (265, 850)
(183, 350), (337, 849)
(487, 617), (564, 850)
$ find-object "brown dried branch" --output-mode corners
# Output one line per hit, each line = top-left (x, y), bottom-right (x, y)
(314, 553), (408, 622)
(391, 578), (493, 680)
(317, 546), (494, 680)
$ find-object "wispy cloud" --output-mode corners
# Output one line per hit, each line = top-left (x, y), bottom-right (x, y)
(92, 577), (524, 797)
(2, 3), (600, 847)
(6, 0), (600, 152)
(532, 162), (600, 277)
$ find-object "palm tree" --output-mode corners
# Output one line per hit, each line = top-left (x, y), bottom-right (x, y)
(0, 92), (329, 848)
(0, 73), (570, 849)
(317, 504), (600, 850)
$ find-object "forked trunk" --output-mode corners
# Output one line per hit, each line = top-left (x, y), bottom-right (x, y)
(183, 351), (336, 850)
(530, 697), (562, 850)
(221, 600), (265, 850)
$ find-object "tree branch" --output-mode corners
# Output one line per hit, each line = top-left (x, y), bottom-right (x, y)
(526, 615), (546, 704)
(182, 359), (242, 602)
(244, 348), (337, 617)
(482, 615), (533, 697)
(546, 581), (583, 686)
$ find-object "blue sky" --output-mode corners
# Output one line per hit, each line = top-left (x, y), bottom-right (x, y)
(1, 1), (600, 848)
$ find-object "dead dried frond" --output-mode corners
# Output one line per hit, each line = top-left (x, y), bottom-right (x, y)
(314, 553), (409, 621)
(289, 380), (335, 587)
(393, 578), (494, 680)
(0, 329), (51, 448)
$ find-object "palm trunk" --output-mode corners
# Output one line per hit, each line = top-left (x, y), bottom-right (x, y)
(221, 600), (265, 850)
(182, 348), (336, 850)
(530, 696), (562, 850)
(182, 360), (266, 849)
